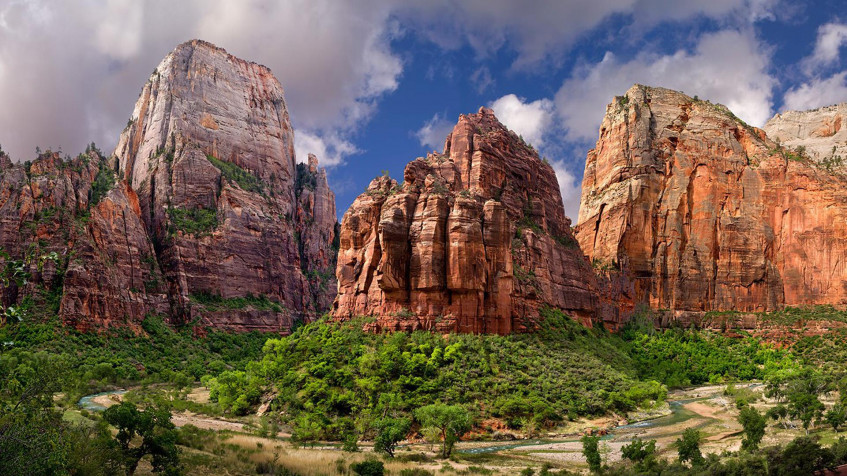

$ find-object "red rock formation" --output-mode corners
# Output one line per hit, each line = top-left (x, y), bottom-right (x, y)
(575, 85), (847, 321)
(113, 40), (337, 331)
(0, 40), (338, 333)
(295, 154), (339, 313)
(61, 182), (170, 332)
(0, 149), (169, 328)
(333, 108), (598, 333)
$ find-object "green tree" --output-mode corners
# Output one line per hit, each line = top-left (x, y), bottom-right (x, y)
(581, 435), (602, 472)
(621, 436), (656, 463)
(786, 369), (827, 433)
(765, 436), (834, 475)
(414, 404), (471, 458)
(738, 406), (766, 451)
(767, 404), (790, 429)
(676, 428), (704, 466)
(373, 417), (411, 457)
(827, 404), (847, 432)
(102, 402), (181, 475)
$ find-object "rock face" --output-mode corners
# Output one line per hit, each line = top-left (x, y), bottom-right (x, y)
(295, 154), (339, 313)
(764, 103), (847, 170)
(0, 149), (168, 330)
(333, 108), (598, 333)
(0, 40), (338, 333)
(575, 85), (847, 320)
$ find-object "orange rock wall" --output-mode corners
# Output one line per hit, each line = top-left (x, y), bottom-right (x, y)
(575, 85), (847, 319)
(333, 108), (598, 333)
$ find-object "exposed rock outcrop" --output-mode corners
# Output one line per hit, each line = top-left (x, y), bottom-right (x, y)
(111, 39), (337, 331)
(333, 108), (598, 333)
(0, 149), (169, 329)
(0, 40), (338, 333)
(575, 85), (847, 321)
(764, 103), (847, 170)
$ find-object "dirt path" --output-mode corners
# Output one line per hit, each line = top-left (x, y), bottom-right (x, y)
(171, 413), (247, 432)
(84, 387), (253, 433)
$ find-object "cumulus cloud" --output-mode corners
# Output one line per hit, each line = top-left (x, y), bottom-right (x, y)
(783, 72), (847, 111)
(554, 29), (775, 142)
(804, 22), (847, 71)
(294, 131), (359, 167)
(782, 22), (847, 112)
(549, 159), (583, 220)
(414, 113), (455, 151)
(489, 94), (554, 148)
(0, 0), (402, 163)
(0, 0), (794, 166)
(401, 0), (774, 69)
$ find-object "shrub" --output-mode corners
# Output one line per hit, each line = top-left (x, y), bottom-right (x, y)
(351, 460), (384, 476)
(168, 206), (217, 236)
(206, 154), (263, 193)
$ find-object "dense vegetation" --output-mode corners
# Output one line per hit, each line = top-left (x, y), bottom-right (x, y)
(88, 158), (117, 206)
(206, 154), (263, 193)
(0, 315), (269, 401)
(4, 300), (847, 474)
(202, 307), (800, 444)
(167, 206), (218, 236)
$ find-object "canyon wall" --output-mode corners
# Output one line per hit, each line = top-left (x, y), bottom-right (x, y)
(332, 108), (599, 333)
(764, 102), (846, 170)
(0, 40), (337, 333)
(575, 85), (847, 321)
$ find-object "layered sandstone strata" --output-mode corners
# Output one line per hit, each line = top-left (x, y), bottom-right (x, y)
(333, 108), (598, 333)
(0, 40), (338, 333)
(575, 85), (847, 317)
(112, 40), (337, 331)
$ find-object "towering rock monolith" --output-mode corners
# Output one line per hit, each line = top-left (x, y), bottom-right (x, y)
(0, 40), (338, 333)
(575, 85), (847, 323)
(333, 108), (599, 333)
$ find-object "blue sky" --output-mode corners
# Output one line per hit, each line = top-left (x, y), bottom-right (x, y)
(0, 1), (846, 220)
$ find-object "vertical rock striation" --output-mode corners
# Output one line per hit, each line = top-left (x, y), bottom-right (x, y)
(112, 40), (337, 331)
(575, 85), (847, 322)
(333, 108), (598, 333)
(0, 40), (338, 333)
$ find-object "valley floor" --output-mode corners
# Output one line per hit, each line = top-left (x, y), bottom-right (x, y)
(69, 382), (839, 475)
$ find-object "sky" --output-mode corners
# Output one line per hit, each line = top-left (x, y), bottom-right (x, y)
(1, 1), (846, 221)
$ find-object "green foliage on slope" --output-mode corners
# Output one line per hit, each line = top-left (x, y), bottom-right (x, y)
(209, 308), (669, 440)
(0, 315), (270, 402)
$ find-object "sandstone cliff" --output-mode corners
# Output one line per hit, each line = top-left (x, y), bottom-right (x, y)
(575, 85), (847, 320)
(0, 40), (338, 333)
(333, 108), (598, 333)
(764, 103), (847, 170)
(0, 149), (169, 330)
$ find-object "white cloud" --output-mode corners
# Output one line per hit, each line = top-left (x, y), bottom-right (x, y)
(0, 0), (402, 164)
(0, 0), (797, 167)
(92, 0), (142, 60)
(470, 66), (494, 94)
(414, 113), (455, 151)
(294, 130), (359, 167)
(550, 159), (583, 221)
(489, 94), (554, 148)
(554, 29), (775, 142)
(805, 22), (847, 71)
(400, 0), (775, 69)
(783, 72), (847, 111)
